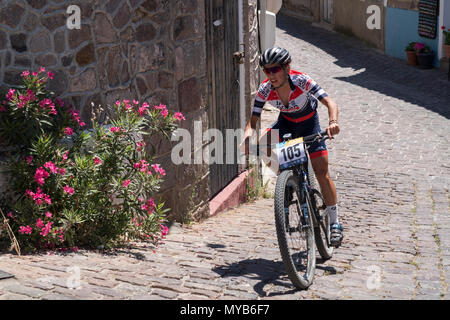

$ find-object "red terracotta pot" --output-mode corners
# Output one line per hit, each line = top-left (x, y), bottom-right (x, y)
(405, 50), (418, 65)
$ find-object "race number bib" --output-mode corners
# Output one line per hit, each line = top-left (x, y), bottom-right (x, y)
(276, 137), (307, 170)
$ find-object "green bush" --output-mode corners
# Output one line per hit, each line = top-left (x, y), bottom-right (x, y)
(0, 68), (185, 252)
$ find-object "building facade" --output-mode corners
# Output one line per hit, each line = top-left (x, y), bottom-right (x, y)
(281, 0), (449, 68)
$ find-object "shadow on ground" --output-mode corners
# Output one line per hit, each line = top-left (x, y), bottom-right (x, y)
(277, 14), (450, 119)
(213, 257), (336, 297)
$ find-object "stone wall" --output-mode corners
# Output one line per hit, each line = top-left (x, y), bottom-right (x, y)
(0, 0), (211, 222)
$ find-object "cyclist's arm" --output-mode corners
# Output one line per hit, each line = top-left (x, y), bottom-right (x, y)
(319, 96), (338, 123)
(319, 96), (340, 137)
(244, 83), (266, 139)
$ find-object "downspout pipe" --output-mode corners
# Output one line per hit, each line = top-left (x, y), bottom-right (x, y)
(259, 0), (267, 80)
(238, 0), (246, 166)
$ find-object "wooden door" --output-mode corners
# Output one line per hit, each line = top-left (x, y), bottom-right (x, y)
(323, 0), (333, 23)
(206, 0), (240, 198)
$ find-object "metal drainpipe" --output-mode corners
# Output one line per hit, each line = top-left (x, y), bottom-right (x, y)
(238, 0), (246, 165)
(259, 0), (267, 80)
(438, 0), (444, 60)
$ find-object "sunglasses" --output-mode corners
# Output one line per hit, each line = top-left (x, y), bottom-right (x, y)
(263, 66), (282, 75)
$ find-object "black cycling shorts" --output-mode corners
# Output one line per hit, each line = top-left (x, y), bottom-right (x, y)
(266, 111), (328, 160)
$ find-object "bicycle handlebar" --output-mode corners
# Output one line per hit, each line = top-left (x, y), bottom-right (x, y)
(302, 129), (330, 144)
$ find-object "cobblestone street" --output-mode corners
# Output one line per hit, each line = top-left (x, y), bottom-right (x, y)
(0, 13), (449, 300)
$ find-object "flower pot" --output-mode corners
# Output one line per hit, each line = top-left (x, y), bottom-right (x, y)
(444, 45), (450, 59)
(405, 50), (418, 65)
(417, 52), (435, 69)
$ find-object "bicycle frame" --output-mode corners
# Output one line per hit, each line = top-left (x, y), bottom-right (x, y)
(282, 144), (331, 247)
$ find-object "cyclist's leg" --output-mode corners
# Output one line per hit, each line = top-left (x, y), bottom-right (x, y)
(299, 113), (343, 246)
(309, 153), (335, 206)
(310, 154), (343, 245)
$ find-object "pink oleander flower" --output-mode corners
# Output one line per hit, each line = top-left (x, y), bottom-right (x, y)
(62, 150), (69, 161)
(47, 72), (54, 80)
(39, 98), (52, 108)
(133, 100), (139, 105)
(44, 161), (59, 174)
(45, 211), (52, 218)
(155, 104), (168, 117)
(36, 218), (44, 229)
(26, 156), (33, 164)
(134, 160), (149, 173)
(174, 112), (185, 121)
(21, 70), (30, 77)
(48, 104), (57, 115)
(63, 185), (75, 195)
(35, 167), (50, 186)
(0, 106), (5, 112)
(40, 222), (53, 237)
(141, 198), (155, 214)
(27, 187), (52, 206)
(136, 141), (146, 152)
(19, 225), (33, 235)
(122, 179), (131, 188)
(138, 105), (149, 116)
(7, 211), (14, 218)
(6, 89), (15, 101)
(93, 157), (102, 165)
(39, 67), (46, 73)
(152, 164), (166, 177)
(32, 72), (38, 77)
(160, 224), (169, 237)
(110, 127), (121, 133)
(64, 127), (73, 136)
(59, 167), (66, 175)
(67, 108), (85, 127)
(44, 194), (52, 205)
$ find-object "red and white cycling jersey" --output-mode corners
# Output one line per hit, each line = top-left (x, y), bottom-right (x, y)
(252, 70), (327, 123)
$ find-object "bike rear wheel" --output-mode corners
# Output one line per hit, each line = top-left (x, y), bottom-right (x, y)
(307, 158), (334, 260)
(274, 170), (316, 290)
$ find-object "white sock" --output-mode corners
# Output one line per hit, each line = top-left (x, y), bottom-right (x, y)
(327, 204), (339, 225)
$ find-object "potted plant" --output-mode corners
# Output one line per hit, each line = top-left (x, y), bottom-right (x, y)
(405, 42), (418, 65)
(441, 26), (450, 59)
(415, 43), (435, 69)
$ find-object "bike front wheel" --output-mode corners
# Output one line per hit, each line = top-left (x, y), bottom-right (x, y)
(274, 170), (316, 290)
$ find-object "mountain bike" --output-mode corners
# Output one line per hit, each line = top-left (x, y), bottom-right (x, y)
(273, 130), (334, 290)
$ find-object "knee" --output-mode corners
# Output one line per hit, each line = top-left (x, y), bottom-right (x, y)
(314, 167), (330, 180)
